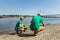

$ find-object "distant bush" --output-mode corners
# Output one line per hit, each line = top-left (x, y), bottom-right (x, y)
(0, 16), (3, 18)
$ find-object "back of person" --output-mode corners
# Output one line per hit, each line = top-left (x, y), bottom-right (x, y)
(30, 15), (43, 30)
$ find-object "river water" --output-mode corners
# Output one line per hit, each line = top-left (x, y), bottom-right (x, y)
(0, 17), (60, 32)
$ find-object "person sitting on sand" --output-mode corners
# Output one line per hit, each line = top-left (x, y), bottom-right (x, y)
(15, 16), (27, 34)
(30, 13), (45, 36)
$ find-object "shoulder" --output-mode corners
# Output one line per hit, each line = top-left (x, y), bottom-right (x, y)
(17, 20), (21, 22)
(33, 15), (38, 17)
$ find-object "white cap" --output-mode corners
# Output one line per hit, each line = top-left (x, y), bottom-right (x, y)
(38, 12), (42, 15)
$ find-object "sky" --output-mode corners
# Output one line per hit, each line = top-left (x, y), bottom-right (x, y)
(0, 0), (60, 15)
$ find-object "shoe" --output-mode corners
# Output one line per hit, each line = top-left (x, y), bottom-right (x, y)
(33, 33), (38, 36)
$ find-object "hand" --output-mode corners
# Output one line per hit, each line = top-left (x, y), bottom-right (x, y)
(41, 22), (44, 26)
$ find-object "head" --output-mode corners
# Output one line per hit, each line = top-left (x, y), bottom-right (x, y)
(37, 12), (42, 16)
(37, 13), (42, 16)
(20, 16), (24, 21)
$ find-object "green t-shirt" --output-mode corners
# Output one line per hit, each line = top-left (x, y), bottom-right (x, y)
(30, 16), (43, 30)
(15, 20), (23, 30)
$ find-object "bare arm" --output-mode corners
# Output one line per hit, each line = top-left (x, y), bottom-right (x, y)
(19, 24), (24, 30)
(41, 22), (44, 26)
(19, 24), (23, 28)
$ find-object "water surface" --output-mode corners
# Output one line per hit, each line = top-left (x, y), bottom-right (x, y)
(0, 17), (60, 32)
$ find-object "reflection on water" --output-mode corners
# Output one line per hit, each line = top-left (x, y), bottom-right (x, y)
(0, 17), (60, 32)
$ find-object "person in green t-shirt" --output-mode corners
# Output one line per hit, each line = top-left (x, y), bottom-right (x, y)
(30, 13), (45, 36)
(15, 17), (24, 34)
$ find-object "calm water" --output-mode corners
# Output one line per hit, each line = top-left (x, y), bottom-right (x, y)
(0, 17), (60, 32)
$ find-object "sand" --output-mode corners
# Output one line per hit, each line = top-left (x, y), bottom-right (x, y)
(0, 24), (60, 40)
